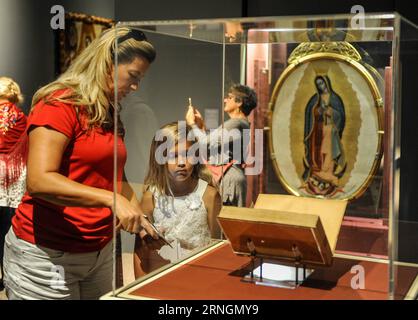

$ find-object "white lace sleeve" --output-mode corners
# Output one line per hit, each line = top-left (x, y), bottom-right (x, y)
(0, 168), (26, 208)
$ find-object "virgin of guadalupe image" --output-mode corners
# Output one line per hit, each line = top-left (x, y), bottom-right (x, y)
(302, 75), (347, 196)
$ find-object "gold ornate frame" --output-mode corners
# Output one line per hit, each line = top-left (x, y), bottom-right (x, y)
(268, 42), (384, 201)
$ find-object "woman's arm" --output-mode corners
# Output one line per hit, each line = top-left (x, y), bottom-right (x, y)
(26, 126), (157, 236)
(186, 114), (226, 165)
(121, 173), (143, 211)
(137, 190), (166, 245)
(203, 185), (222, 239)
(186, 107), (246, 164)
(26, 126), (113, 207)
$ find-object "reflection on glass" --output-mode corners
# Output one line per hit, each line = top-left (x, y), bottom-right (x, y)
(133, 122), (222, 277)
(186, 84), (257, 207)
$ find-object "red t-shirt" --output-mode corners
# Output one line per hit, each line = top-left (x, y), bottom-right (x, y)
(12, 92), (127, 252)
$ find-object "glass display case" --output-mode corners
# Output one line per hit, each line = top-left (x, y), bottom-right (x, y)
(108, 12), (418, 300)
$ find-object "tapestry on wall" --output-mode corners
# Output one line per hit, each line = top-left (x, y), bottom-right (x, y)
(56, 12), (114, 74)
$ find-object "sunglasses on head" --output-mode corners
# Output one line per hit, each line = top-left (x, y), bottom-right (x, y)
(117, 29), (147, 44)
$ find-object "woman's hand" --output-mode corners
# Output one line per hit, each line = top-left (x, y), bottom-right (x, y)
(186, 105), (196, 126)
(193, 108), (205, 130)
(115, 194), (158, 238)
(186, 105), (205, 130)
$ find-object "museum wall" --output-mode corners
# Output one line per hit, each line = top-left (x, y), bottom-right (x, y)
(115, 0), (242, 131)
(0, 0), (55, 113)
(114, 0), (242, 21)
(246, 0), (418, 25)
(0, 0), (114, 113)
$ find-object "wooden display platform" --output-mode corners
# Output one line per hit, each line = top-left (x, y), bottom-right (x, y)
(110, 241), (418, 300)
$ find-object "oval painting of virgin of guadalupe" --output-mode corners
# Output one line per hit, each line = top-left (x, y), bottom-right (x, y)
(269, 54), (383, 200)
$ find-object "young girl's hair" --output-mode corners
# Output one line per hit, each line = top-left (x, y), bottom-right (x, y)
(144, 121), (212, 195)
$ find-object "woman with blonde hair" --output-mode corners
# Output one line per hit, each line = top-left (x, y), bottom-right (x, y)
(0, 76), (27, 290)
(133, 122), (222, 277)
(3, 27), (159, 300)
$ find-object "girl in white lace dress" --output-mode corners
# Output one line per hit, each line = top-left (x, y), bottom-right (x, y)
(134, 122), (222, 277)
